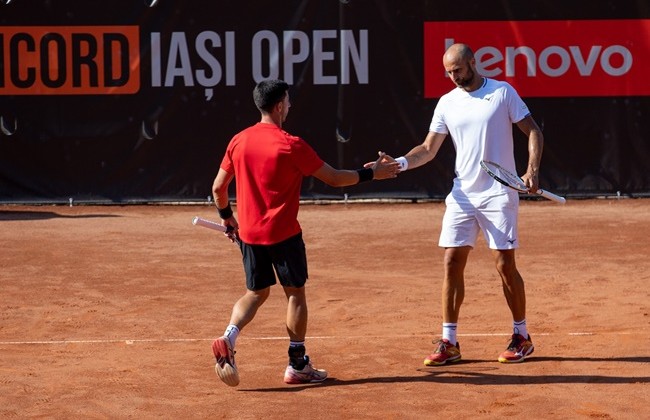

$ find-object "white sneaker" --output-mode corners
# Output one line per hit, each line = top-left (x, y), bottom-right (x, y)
(283, 356), (327, 384)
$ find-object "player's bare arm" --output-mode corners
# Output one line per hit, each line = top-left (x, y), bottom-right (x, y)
(516, 115), (544, 192)
(212, 168), (233, 210)
(395, 131), (447, 171)
(312, 154), (398, 187)
(212, 168), (239, 233)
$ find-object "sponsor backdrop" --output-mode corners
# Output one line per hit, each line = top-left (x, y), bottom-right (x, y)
(1, 1), (649, 202)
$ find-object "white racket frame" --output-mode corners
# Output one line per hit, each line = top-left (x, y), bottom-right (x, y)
(480, 160), (566, 204)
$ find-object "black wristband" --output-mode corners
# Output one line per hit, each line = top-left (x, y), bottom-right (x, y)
(217, 203), (233, 219)
(356, 168), (374, 183)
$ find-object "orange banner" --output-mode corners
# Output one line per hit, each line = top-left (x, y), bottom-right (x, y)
(0, 26), (140, 95)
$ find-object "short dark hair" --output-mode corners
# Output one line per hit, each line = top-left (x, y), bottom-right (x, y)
(253, 79), (289, 112)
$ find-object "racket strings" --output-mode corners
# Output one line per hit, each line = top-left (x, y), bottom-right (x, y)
(495, 167), (526, 189)
(481, 161), (527, 191)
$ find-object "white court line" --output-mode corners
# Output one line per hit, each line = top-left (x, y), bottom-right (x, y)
(0, 331), (635, 345)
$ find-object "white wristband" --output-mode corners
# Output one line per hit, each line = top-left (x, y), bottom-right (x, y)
(395, 156), (408, 171)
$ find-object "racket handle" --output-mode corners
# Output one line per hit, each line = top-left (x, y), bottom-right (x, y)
(192, 216), (229, 232)
(192, 216), (240, 245)
(537, 189), (566, 204)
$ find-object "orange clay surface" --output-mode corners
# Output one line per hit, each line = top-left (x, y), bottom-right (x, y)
(1, 200), (649, 418)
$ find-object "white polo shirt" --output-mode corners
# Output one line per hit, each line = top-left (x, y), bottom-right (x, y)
(429, 78), (530, 200)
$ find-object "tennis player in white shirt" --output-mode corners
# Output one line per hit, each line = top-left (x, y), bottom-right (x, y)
(384, 43), (544, 364)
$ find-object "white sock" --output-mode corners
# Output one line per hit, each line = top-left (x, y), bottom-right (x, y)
(442, 323), (458, 345)
(513, 319), (528, 338)
(224, 324), (240, 348)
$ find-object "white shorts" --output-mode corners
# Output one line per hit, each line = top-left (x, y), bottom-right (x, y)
(438, 192), (519, 250)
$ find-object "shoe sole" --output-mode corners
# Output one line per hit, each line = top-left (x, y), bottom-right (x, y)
(284, 375), (327, 384)
(423, 355), (462, 366)
(284, 377), (327, 384)
(212, 339), (240, 386)
(215, 363), (240, 386)
(284, 366), (328, 384)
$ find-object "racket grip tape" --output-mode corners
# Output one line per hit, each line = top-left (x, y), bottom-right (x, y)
(537, 189), (566, 204)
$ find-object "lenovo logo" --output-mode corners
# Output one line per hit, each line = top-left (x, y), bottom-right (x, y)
(424, 20), (650, 97)
(467, 43), (632, 78)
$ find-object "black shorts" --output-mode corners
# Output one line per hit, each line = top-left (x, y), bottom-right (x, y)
(240, 232), (308, 291)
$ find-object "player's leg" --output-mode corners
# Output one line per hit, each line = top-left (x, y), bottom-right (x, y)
(493, 249), (534, 362)
(227, 240), (276, 335)
(493, 249), (526, 322)
(283, 285), (308, 370)
(424, 246), (470, 366)
(442, 246), (471, 324)
(271, 233), (327, 384)
(213, 241), (276, 386)
(228, 287), (271, 334)
(425, 198), (479, 366)
(478, 193), (534, 363)
(281, 285), (326, 383)
(284, 285), (307, 342)
(212, 288), (270, 386)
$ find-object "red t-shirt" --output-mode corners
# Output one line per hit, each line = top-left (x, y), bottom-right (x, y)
(220, 122), (324, 245)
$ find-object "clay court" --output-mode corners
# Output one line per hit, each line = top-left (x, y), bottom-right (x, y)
(1, 200), (648, 418)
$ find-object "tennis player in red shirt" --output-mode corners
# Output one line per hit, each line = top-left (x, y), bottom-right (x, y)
(210, 79), (399, 386)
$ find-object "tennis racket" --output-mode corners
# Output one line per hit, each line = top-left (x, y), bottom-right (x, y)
(480, 160), (566, 204)
(192, 216), (240, 245)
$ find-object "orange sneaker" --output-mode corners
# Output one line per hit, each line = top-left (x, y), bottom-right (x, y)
(498, 334), (534, 363)
(424, 339), (462, 366)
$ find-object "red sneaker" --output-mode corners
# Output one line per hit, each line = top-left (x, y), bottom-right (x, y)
(498, 334), (534, 363)
(424, 339), (462, 366)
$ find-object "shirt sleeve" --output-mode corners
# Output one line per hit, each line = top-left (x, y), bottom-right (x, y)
(290, 136), (325, 176)
(505, 82), (531, 123)
(429, 97), (449, 134)
(219, 138), (235, 174)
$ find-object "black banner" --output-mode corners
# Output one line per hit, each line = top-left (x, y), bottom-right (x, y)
(1, 1), (649, 202)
